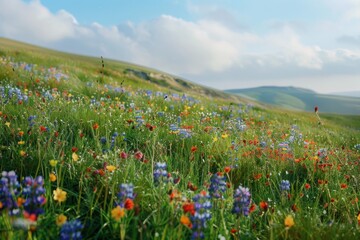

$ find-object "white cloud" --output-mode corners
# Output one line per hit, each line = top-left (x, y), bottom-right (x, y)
(0, 0), (359, 93)
(0, 0), (77, 42)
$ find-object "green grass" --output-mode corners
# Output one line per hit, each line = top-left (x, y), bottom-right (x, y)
(1, 38), (360, 240)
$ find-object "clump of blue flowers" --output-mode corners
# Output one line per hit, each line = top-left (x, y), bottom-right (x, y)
(116, 183), (135, 207)
(232, 185), (251, 217)
(0, 171), (20, 215)
(153, 162), (168, 185)
(22, 176), (46, 219)
(280, 180), (290, 192)
(208, 173), (227, 199)
(191, 191), (212, 239)
(60, 219), (83, 240)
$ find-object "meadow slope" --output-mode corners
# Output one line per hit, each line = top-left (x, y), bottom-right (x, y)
(1, 38), (360, 240)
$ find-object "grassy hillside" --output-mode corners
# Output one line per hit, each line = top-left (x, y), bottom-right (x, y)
(226, 86), (360, 115)
(1, 38), (360, 240)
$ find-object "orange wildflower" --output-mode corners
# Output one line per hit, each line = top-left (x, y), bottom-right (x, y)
(284, 215), (295, 228)
(180, 215), (192, 228)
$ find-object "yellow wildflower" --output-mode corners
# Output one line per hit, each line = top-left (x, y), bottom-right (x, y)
(49, 160), (58, 167)
(18, 141), (25, 145)
(72, 152), (79, 161)
(106, 165), (116, 172)
(284, 215), (294, 228)
(5, 122), (10, 127)
(111, 206), (125, 221)
(53, 188), (67, 203)
(221, 133), (229, 139)
(56, 214), (67, 226)
(20, 150), (26, 157)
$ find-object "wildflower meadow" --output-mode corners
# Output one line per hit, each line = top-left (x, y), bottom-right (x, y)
(0, 39), (360, 239)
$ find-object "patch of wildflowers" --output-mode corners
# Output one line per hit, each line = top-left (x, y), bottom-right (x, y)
(232, 185), (251, 217)
(153, 162), (168, 185)
(208, 173), (227, 199)
(0, 171), (20, 215)
(116, 183), (135, 208)
(60, 219), (83, 240)
(22, 176), (46, 220)
(191, 191), (212, 239)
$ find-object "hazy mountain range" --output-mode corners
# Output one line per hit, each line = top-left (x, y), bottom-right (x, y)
(226, 86), (360, 115)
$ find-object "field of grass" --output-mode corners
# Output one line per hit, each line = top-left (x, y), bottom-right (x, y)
(1, 38), (360, 240)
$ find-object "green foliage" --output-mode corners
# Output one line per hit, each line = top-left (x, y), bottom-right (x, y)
(0, 38), (360, 239)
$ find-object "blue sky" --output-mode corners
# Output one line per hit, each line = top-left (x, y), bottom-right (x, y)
(1, 0), (360, 93)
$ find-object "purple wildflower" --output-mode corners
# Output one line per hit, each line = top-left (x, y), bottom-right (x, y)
(60, 219), (83, 240)
(22, 176), (46, 219)
(116, 183), (135, 207)
(280, 180), (290, 192)
(153, 162), (168, 185)
(191, 191), (212, 239)
(0, 171), (20, 215)
(232, 185), (251, 217)
(208, 173), (226, 199)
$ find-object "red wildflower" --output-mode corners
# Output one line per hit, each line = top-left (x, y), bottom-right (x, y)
(191, 146), (198, 153)
(93, 123), (99, 130)
(134, 151), (144, 160)
(119, 151), (128, 159)
(187, 182), (198, 191)
(71, 147), (78, 153)
(259, 201), (268, 211)
(183, 203), (195, 215)
(314, 106), (318, 112)
(230, 229), (237, 235)
(305, 183), (311, 190)
(253, 173), (262, 180)
(249, 204), (256, 214)
(340, 183), (348, 189)
(124, 198), (134, 210)
(224, 166), (231, 173)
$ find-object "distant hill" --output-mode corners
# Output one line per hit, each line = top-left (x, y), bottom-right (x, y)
(330, 91), (360, 98)
(226, 86), (360, 115)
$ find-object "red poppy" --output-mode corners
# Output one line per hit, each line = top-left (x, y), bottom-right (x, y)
(224, 166), (231, 173)
(124, 198), (134, 210)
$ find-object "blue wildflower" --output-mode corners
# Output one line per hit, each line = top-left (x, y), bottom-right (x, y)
(0, 171), (20, 215)
(117, 183), (135, 208)
(191, 191), (212, 239)
(60, 219), (83, 240)
(208, 173), (227, 199)
(153, 162), (168, 185)
(280, 180), (290, 192)
(22, 176), (46, 219)
(232, 185), (251, 217)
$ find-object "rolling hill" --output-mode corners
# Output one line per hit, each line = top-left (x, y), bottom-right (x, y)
(0, 37), (247, 104)
(226, 86), (360, 115)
